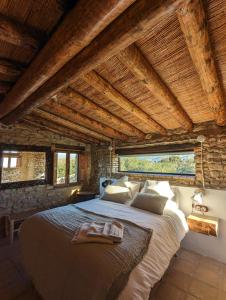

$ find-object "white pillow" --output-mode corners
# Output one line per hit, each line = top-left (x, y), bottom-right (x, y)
(100, 185), (132, 204)
(112, 179), (140, 199)
(142, 180), (174, 199)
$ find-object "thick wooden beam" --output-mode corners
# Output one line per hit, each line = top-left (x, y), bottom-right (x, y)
(0, 0), (182, 123)
(177, 0), (226, 126)
(24, 115), (100, 144)
(0, 14), (41, 49)
(34, 109), (111, 142)
(43, 100), (128, 141)
(0, 0), (136, 120)
(58, 87), (145, 138)
(118, 44), (193, 130)
(21, 120), (88, 144)
(83, 70), (166, 134)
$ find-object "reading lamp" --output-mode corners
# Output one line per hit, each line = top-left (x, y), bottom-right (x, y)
(191, 135), (208, 214)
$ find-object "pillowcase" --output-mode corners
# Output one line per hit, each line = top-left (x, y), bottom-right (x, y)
(100, 185), (132, 204)
(141, 180), (174, 199)
(131, 192), (168, 215)
(112, 179), (140, 199)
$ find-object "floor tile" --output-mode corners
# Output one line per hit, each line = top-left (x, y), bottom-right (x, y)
(200, 256), (222, 273)
(218, 290), (226, 300)
(194, 265), (220, 288)
(185, 295), (200, 300)
(155, 282), (186, 300)
(173, 257), (196, 276)
(222, 276), (226, 292)
(179, 249), (201, 265)
(189, 279), (218, 300)
(163, 268), (192, 292)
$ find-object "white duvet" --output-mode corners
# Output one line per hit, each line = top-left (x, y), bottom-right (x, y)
(76, 199), (188, 300)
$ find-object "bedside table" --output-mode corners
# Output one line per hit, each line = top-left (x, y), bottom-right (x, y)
(71, 191), (96, 203)
(187, 213), (219, 237)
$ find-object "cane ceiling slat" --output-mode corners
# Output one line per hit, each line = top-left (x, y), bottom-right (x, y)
(70, 79), (153, 133)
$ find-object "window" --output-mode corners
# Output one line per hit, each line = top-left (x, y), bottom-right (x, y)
(3, 151), (21, 169)
(55, 151), (78, 186)
(0, 145), (51, 189)
(118, 151), (195, 176)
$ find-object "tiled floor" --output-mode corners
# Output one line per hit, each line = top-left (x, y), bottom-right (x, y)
(0, 238), (226, 300)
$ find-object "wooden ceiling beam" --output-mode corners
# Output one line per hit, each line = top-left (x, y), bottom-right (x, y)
(118, 44), (193, 131)
(0, 0), (136, 121)
(83, 70), (166, 134)
(0, 14), (42, 50)
(24, 115), (100, 144)
(177, 0), (226, 126)
(21, 119), (89, 145)
(58, 87), (145, 138)
(0, 0), (182, 124)
(43, 100), (128, 141)
(33, 109), (111, 142)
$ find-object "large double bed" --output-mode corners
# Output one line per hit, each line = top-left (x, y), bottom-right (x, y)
(20, 197), (188, 300)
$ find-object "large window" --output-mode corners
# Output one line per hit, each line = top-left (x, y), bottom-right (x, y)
(119, 151), (195, 176)
(54, 151), (78, 186)
(0, 145), (51, 188)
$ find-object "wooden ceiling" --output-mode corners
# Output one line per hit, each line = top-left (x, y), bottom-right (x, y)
(0, 0), (225, 144)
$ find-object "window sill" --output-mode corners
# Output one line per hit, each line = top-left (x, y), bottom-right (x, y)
(115, 171), (195, 180)
(0, 180), (47, 190)
(53, 182), (81, 189)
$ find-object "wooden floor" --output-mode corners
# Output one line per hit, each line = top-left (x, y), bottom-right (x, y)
(0, 238), (226, 300)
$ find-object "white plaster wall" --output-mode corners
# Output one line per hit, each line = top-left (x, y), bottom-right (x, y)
(173, 186), (226, 263)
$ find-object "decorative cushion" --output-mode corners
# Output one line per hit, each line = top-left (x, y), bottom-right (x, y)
(100, 185), (132, 204)
(131, 192), (168, 215)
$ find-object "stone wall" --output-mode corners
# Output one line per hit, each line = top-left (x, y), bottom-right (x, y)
(0, 123), (89, 217)
(90, 123), (226, 192)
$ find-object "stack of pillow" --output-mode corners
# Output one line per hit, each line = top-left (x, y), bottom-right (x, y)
(100, 178), (176, 215)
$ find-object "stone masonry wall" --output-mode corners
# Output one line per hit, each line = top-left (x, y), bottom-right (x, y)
(0, 123), (89, 217)
(90, 123), (226, 192)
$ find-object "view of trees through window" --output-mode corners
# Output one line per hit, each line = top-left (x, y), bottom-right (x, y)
(119, 152), (195, 175)
(56, 152), (78, 185)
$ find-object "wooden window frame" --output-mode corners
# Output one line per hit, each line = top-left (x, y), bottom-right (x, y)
(54, 150), (79, 187)
(2, 152), (21, 169)
(0, 144), (52, 190)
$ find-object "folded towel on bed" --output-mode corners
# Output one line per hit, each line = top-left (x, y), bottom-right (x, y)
(71, 221), (124, 244)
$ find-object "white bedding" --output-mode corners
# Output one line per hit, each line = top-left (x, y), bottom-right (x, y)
(76, 199), (188, 300)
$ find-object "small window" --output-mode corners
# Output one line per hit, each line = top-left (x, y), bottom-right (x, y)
(55, 151), (78, 186)
(0, 146), (51, 189)
(118, 152), (195, 176)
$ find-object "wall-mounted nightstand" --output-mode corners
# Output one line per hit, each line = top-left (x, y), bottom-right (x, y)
(187, 213), (219, 237)
(71, 191), (96, 204)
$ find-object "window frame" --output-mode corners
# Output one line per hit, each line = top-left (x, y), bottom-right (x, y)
(0, 144), (52, 190)
(54, 150), (79, 187)
(117, 148), (196, 177)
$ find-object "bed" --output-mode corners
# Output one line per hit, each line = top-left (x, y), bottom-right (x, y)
(19, 198), (188, 300)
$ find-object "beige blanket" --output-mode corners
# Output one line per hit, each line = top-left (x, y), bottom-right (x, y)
(20, 205), (152, 300)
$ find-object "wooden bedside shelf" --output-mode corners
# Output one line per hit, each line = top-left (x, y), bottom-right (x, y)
(187, 213), (219, 237)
